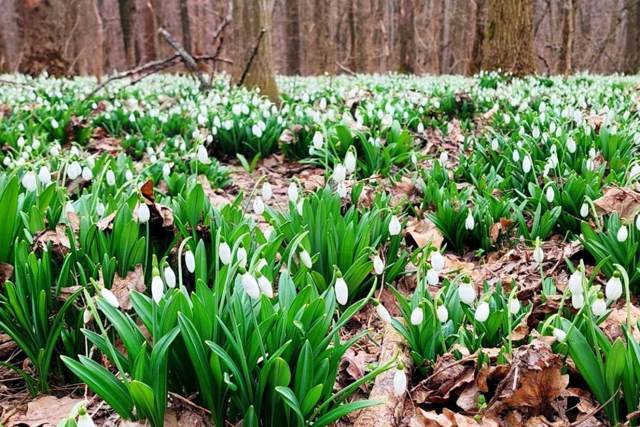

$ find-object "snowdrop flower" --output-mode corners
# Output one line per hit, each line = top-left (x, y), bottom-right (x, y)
(568, 270), (584, 295)
(312, 131), (324, 149)
(606, 273), (623, 301)
(288, 182), (299, 202)
(106, 170), (116, 186)
(82, 309), (92, 324)
(617, 225), (628, 242)
(431, 251), (445, 272)
(241, 272), (260, 299)
(196, 145), (210, 164)
(151, 275), (164, 303)
(333, 163), (346, 183)
(533, 244), (544, 265)
(571, 293), (584, 309)
(459, 282), (477, 305)
(491, 139), (499, 151)
(580, 203), (589, 218)
(300, 249), (313, 268)
(21, 171), (37, 192)
(393, 368), (407, 397)
(464, 212), (475, 230)
(218, 242), (232, 265)
(38, 166), (51, 186)
(50, 118), (59, 129)
(566, 137), (576, 153)
(136, 204), (150, 223)
(125, 170), (134, 181)
(237, 247), (247, 268)
(251, 124), (263, 138)
(162, 164), (171, 177)
(258, 275), (273, 298)
(344, 149), (357, 174)
(164, 266), (176, 288)
(100, 288), (120, 308)
(388, 215), (401, 236)
(417, 122), (425, 133)
(436, 304), (448, 323)
(375, 302), (392, 323)
(82, 166), (93, 181)
(509, 298), (521, 314)
(426, 268), (439, 285)
(253, 196), (265, 215)
(77, 410), (95, 427)
(592, 298), (607, 317)
(184, 250), (196, 273)
(96, 202), (105, 216)
(373, 255), (385, 275)
(474, 301), (490, 322)
(68, 161), (82, 180)
(512, 150), (520, 162)
(522, 155), (532, 173)
(410, 307), (424, 325)
(545, 186), (555, 203)
(261, 182), (273, 201)
(439, 151), (448, 165)
(336, 182), (347, 198)
(128, 113), (136, 122)
(334, 276), (349, 305)
(553, 328), (567, 342)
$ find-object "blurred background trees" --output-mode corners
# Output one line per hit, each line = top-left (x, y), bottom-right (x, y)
(0, 0), (639, 77)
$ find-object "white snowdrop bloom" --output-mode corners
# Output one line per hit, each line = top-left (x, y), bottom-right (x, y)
(431, 252), (445, 272)
(255, 258), (267, 272)
(68, 161), (82, 180)
(617, 225), (628, 242)
(335, 277), (349, 305)
(287, 182), (299, 202)
(393, 369), (407, 397)
(503, 114), (511, 124)
(258, 275), (273, 298)
(82, 166), (93, 181)
(417, 122), (425, 133)
(571, 293), (584, 309)
(568, 270), (584, 295)
(185, 250), (196, 273)
(38, 166), (51, 186)
(151, 275), (164, 303)
(300, 249), (313, 269)
(439, 151), (448, 165)
(17, 136), (25, 147)
(100, 288), (120, 308)
(336, 182), (347, 198)
(630, 164), (640, 180)
(106, 170), (116, 186)
(218, 242), (232, 265)
(232, 104), (242, 116)
(261, 182), (273, 201)
(50, 118), (59, 129)
(223, 119), (233, 130)
(437, 305), (449, 323)
(21, 171), (37, 192)
(545, 186), (555, 203)
(592, 299), (607, 316)
(580, 203), (589, 218)
(3, 157), (12, 167)
(512, 150), (520, 162)
(136, 204), (150, 223)
(237, 247), (247, 268)
(566, 138), (576, 153)
(241, 272), (261, 300)
(162, 164), (171, 177)
(491, 139), (499, 151)
(251, 124), (263, 138)
(373, 255), (385, 275)
(82, 308), (92, 324)
(636, 214), (640, 231)
(522, 155), (532, 173)
(164, 266), (176, 288)
(197, 145), (210, 164)
(77, 412), (96, 427)
(376, 303), (392, 323)
(344, 150), (357, 174)
(388, 215), (402, 236)
(533, 245), (544, 264)
(410, 307), (424, 325)
(128, 113), (136, 122)
(553, 328), (567, 342)
(509, 298), (521, 314)
(427, 268), (440, 285)
(474, 301), (490, 322)
(586, 158), (595, 171)
(50, 145), (60, 156)
(253, 196), (265, 215)
(532, 126), (540, 139)
(333, 163), (346, 183)
(96, 202), (105, 216)
(606, 275), (623, 301)
(312, 131), (324, 149)
(464, 212), (475, 231)
(459, 283), (477, 305)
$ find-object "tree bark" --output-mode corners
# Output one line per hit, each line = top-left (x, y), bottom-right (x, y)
(313, 0), (336, 74)
(623, 0), (640, 73)
(93, 0), (104, 81)
(482, 0), (535, 76)
(179, 0), (192, 53)
(470, 0), (486, 74)
(284, 0), (300, 75)
(232, 0), (280, 104)
(398, 0), (415, 73)
(559, 0), (577, 75)
(118, 0), (137, 67)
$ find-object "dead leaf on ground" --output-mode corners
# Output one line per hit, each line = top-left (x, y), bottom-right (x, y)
(109, 265), (146, 311)
(406, 217), (443, 250)
(0, 262), (13, 285)
(411, 408), (499, 427)
(600, 305), (640, 341)
(593, 187), (640, 220)
(33, 225), (71, 258)
(418, 352), (476, 404)
(342, 347), (367, 381)
(7, 395), (82, 427)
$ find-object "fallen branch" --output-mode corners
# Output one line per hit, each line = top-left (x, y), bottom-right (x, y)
(336, 61), (356, 76)
(238, 28), (266, 87)
(159, 27), (210, 90)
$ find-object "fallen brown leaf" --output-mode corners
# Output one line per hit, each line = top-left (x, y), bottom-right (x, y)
(593, 187), (640, 220)
(406, 217), (443, 250)
(109, 265), (146, 311)
(8, 395), (82, 427)
(0, 262), (13, 285)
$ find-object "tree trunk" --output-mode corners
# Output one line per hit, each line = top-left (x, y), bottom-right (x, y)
(284, 0), (300, 75)
(232, 0), (280, 104)
(482, 0), (535, 76)
(398, 0), (415, 73)
(313, 0), (336, 74)
(118, 0), (137, 67)
(559, 0), (577, 75)
(179, 0), (192, 53)
(93, 0), (104, 81)
(623, 0), (640, 73)
(470, 0), (486, 74)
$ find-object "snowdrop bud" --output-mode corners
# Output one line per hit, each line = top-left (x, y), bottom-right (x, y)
(376, 302), (392, 323)
(128, 113), (135, 122)
(617, 225), (628, 242)
(125, 170), (134, 181)
(218, 242), (232, 265)
(344, 150), (357, 174)
(592, 298), (607, 316)
(83, 308), (92, 324)
(606, 274), (623, 302)
(253, 196), (265, 215)
(553, 328), (567, 342)
(439, 151), (448, 165)
(162, 164), (171, 177)
(300, 249), (313, 268)
(184, 250), (196, 273)
(545, 186), (555, 203)
(164, 266), (176, 288)
(566, 138), (576, 153)
(512, 150), (520, 162)
(571, 293), (584, 309)
(335, 277), (349, 305)
(568, 270), (584, 294)
(21, 171), (37, 192)
(336, 182), (347, 198)
(417, 122), (425, 133)
(38, 166), (51, 186)
(580, 203), (589, 218)
(50, 118), (59, 129)
(197, 145), (210, 163)
(533, 245), (544, 264)
(431, 252), (445, 272)
(288, 182), (299, 202)
(68, 161), (82, 180)
(426, 268), (439, 285)
(100, 288), (120, 308)
(258, 275), (273, 298)
(474, 301), (490, 322)
(393, 368), (407, 397)
(388, 215), (402, 236)
(333, 163), (346, 183)
(237, 247), (247, 268)
(82, 166), (93, 181)
(136, 204), (150, 223)
(106, 170), (116, 186)
(509, 298), (521, 314)
(464, 212), (475, 230)
(96, 202), (105, 216)
(242, 272), (261, 299)
(459, 282), (476, 305)
(522, 155), (532, 173)
(261, 182), (273, 201)
(151, 275), (164, 303)
(312, 131), (324, 149)
(410, 307), (424, 325)
(373, 255), (385, 275)
(491, 139), (499, 151)
(437, 304), (448, 323)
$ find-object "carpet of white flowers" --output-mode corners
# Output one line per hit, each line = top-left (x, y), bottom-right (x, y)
(1, 71), (640, 426)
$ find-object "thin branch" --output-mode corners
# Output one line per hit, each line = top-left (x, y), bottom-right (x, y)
(158, 27), (210, 90)
(238, 28), (266, 87)
(336, 61), (356, 76)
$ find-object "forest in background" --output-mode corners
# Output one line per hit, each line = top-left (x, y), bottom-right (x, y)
(1, 0), (639, 78)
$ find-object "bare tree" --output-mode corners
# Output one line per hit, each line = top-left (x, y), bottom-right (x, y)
(559, 0), (578, 74)
(284, 0), (300, 75)
(118, 0), (137, 67)
(179, 0), (192, 52)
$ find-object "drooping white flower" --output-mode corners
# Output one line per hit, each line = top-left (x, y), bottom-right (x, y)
(136, 204), (150, 223)
(464, 212), (475, 230)
(196, 145), (210, 164)
(512, 150), (520, 162)
(106, 170), (116, 186)
(261, 182), (273, 201)
(474, 301), (490, 322)
(344, 150), (357, 174)
(312, 131), (324, 149)
(21, 171), (37, 192)
(333, 163), (346, 183)
(417, 122), (425, 133)
(218, 242), (232, 265)
(237, 247), (247, 268)
(258, 275), (273, 298)
(431, 251), (445, 272)
(568, 270), (584, 294)
(491, 139), (499, 151)
(439, 151), (448, 166)
(100, 288), (120, 308)
(566, 137), (576, 153)
(251, 124), (263, 138)
(376, 303), (392, 323)
(82, 166), (93, 181)
(288, 182), (299, 202)
(164, 266), (176, 288)
(553, 328), (567, 342)
(50, 118), (59, 129)
(151, 275), (164, 303)
(96, 202), (105, 216)
(509, 298), (521, 314)
(606, 275), (623, 301)
(522, 155), (532, 173)
(436, 304), (448, 323)
(388, 215), (401, 236)
(373, 255), (385, 275)
(38, 166), (51, 186)
(459, 283), (477, 305)
(533, 245), (544, 264)
(571, 293), (585, 309)
(77, 412), (96, 427)
(241, 272), (261, 299)
(393, 369), (407, 397)
(426, 268), (439, 285)
(617, 225), (628, 242)
(185, 250), (196, 273)
(68, 161), (82, 180)
(336, 182), (347, 198)
(545, 186), (555, 203)
(580, 203), (589, 218)
(335, 277), (349, 305)
(253, 196), (265, 215)
(162, 164), (171, 177)
(410, 307), (424, 325)
(300, 249), (313, 268)
(592, 298), (607, 316)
